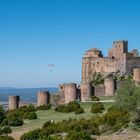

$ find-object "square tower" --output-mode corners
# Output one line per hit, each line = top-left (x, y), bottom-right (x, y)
(109, 40), (128, 59)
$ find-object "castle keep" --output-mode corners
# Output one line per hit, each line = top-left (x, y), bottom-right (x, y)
(82, 40), (140, 83)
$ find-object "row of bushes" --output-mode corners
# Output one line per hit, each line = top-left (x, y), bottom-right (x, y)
(55, 101), (105, 114)
(0, 103), (52, 128)
(0, 105), (38, 127)
(55, 101), (85, 114)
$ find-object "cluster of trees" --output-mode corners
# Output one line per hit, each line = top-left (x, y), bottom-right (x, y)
(55, 101), (85, 114)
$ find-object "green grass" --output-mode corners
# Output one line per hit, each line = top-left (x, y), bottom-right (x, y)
(11, 102), (114, 136)
(99, 96), (115, 100)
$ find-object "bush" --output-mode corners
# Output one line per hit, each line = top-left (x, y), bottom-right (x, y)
(0, 136), (14, 140)
(75, 108), (85, 114)
(3, 113), (23, 127)
(2, 126), (12, 134)
(5, 105), (36, 120)
(104, 106), (130, 131)
(66, 130), (93, 140)
(91, 102), (104, 113)
(0, 128), (2, 135)
(55, 101), (81, 113)
(37, 104), (52, 110)
(0, 106), (5, 124)
(20, 129), (41, 140)
(28, 112), (37, 120)
(91, 96), (100, 101)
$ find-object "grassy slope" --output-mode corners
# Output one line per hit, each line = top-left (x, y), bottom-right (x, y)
(10, 101), (114, 140)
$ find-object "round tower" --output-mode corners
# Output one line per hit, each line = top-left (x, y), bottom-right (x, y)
(133, 68), (140, 82)
(80, 82), (92, 102)
(64, 83), (77, 104)
(37, 91), (50, 106)
(104, 78), (115, 96)
(58, 84), (65, 104)
(9, 96), (20, 110)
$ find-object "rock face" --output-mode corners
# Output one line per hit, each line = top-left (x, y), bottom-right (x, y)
(37, 91), (50, 106)
(82, 40), (140, 83)
(9, 96), (20, 110)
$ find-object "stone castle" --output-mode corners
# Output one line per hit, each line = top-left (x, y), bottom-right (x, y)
(8, 40), (140, 110)
(82, 40), (140, 83)
(58, 40), (140, 104)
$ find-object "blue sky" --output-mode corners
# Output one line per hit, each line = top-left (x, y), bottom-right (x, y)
(0, 0), (140, 87)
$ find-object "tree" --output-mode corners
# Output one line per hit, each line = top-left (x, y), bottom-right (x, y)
(116, 79), (140, 113)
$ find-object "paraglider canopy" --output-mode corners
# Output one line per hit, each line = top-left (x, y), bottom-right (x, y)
(48, 64), (55, 71)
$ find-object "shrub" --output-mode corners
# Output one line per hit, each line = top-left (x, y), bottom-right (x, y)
(66, 130), (93, 140)
(0, 136), (14, 140)
(28, 112), (37, 120)
(68, 101), (81, 111)
(37, 104), (52, 110)
(6, 105), (36, 120)
(0, 106), (5, 124)
(75, 108), (85, 114)
(55, 101), (81, 113)
(55, 105), (67, 113)
(104, 106), (130, 131)
(0, 128), (2, 135)
(2, 126), (12, 134)
(8, 118), (23, 127)
(3, 113), (23, 127)
(91, 96), (100, 101)
(91, 102), (104, 113)
(20, 129), (41, 140)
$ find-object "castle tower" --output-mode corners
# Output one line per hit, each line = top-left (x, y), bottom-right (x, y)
(37, 91), (50, 106)
(80, 82), (92, 101)
(104, 78), (115, 96)
(64, 83), (77, 104)
(82, 48), (103, 83)
(109, 40), (128, 59)
(133, 68), (140, 82)
(9, 96), (20, 110)
(58, 84), (65, 104)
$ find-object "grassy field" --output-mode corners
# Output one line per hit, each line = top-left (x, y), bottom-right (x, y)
(10, 101), (114, 140)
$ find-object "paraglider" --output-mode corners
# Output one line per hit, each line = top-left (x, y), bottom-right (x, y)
(48, 64), (55, 71)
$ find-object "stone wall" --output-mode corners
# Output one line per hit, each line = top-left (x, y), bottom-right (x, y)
(94, 85), (105, 97)
(126, 57), (140, 74)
